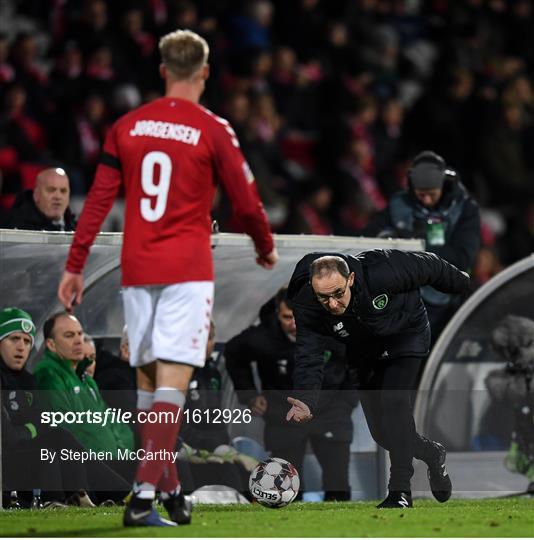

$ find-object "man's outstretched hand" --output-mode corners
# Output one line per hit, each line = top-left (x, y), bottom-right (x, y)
(58, 271), (84, 312)
(286, 397), (313, 423)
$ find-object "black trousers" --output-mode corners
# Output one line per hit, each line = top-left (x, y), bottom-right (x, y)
(358, 354), (437, 492)
(264, 422), (351, 500)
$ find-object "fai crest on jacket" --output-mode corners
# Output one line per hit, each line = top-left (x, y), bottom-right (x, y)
(372, 294), (389, 310)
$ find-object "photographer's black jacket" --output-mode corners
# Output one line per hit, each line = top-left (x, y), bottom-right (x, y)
(287, 249), (469, 411)
(364, 179), (480, 272)
(225, 298), (356, 425)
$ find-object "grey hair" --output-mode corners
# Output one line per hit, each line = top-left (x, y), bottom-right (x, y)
(83, 333), (95, 347)
(120, 325), (129, 347)
(310, 256), (350, 281)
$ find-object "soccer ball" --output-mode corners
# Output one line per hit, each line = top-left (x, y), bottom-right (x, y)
(249, 457), (300, 508)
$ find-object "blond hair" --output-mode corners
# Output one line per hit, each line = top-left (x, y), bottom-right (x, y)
(159, 29), (209, 80)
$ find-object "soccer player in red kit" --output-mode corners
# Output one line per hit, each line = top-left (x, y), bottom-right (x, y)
(57, 29), (278, 527)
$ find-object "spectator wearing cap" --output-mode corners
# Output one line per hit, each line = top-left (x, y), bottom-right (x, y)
(0, 307), (100, 506)
(365, 150), (481, 345)
(5, 167), (77, 231)
(0, 308), (39, 455)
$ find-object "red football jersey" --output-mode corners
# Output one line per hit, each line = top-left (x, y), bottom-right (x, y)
(66, 97), (274, 286)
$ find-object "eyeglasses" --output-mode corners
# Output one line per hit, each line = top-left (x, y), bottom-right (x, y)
(314, 280), (350, 305)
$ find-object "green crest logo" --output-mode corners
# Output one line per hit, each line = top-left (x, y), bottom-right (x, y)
(372, 294), (389, 310)
(21, 320), (33, 333)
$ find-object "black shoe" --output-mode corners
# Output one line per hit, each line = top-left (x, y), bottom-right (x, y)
(162, 491), (192, 525)
(426, 441), (452, 503)
(377, 491), (412, 509)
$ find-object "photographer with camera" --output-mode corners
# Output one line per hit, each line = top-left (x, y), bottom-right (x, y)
(365, 151), (480, 346)
(486, 315), (534, 492)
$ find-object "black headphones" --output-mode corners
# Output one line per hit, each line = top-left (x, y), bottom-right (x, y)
(407, 150), (457, 187)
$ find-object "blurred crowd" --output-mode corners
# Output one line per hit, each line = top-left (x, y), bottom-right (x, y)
(0, 0), (533, 272)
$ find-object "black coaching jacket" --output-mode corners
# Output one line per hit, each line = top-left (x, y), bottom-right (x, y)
(225, 297), (356, 426)
(287, 249), (470, 411)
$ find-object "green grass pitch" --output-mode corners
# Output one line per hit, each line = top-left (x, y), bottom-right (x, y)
(0, 499), (532, 537)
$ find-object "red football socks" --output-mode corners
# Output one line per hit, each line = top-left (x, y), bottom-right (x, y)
(134, 401), (182, 488)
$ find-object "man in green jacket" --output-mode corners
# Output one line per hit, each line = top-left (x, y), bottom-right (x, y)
(34, 312), (134, 459)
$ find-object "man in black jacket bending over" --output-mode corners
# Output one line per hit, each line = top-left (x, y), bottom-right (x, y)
(226, 287), (357, 500)
(285, 249), (469, 508)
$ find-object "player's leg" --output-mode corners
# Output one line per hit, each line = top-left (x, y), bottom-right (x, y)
(122, 287), (178, 526)
(125, 362), (190, 526)
(136, 362), (156, 445)
(152, 361), (192, 524)
(125, 286), (157, 454)
(134, 362), (191, 516)
(128, 281), (212, 525)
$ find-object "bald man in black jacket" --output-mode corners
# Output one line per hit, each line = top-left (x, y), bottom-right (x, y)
(285, 249), (469, 508)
